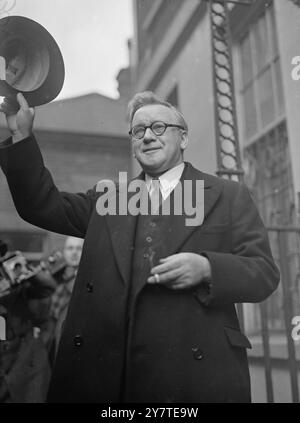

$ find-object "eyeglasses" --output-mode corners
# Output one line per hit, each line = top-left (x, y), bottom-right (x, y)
(129, 121), (185, 140)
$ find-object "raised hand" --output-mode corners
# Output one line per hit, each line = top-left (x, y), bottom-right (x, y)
(1, 93), (35, 143)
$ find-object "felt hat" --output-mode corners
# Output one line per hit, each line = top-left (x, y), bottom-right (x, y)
(0, 15), (65, 112)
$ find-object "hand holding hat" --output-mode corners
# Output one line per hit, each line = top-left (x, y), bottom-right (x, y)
(0, 15), (65, 142)
(3, 93), (35, 143)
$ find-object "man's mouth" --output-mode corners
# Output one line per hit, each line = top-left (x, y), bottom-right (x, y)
(143, 147), (161, 154)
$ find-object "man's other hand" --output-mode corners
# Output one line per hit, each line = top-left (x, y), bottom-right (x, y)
(1, 93), (35, 143)
(147, 252), (212, 290)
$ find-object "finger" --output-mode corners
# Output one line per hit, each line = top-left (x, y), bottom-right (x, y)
(159, 254), (181, 262)
(164, 276), (193, 290)
(0, 98), (17, 115)
(168, 283), (189, 290)
(17, 93), (29, 109)
(147, 268), (182, 284)
(0, 102), (8, 114)
(151, 253), (183, 274)
(159, 279), (189, 290)
(150, 260), (180, 275)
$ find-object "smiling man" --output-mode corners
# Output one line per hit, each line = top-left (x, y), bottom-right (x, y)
(130, 102), (188, 176)
(0, 91), (279, 403)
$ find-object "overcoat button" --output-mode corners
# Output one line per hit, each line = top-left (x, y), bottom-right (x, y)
(74, 335), (83, 347)
(146, 236), (152, 243)
(86, 282), (93, 292)
(192, 347), (204, 360)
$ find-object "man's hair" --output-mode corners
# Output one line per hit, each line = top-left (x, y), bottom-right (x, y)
(127, 91), (188, 132)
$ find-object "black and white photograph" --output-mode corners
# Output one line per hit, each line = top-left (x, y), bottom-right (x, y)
(0, 0), (299, 407)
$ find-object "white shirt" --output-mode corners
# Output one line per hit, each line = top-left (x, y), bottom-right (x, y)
(145, 162), (185, 200)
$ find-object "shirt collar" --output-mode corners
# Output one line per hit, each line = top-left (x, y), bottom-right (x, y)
(145, 162), (185, 199)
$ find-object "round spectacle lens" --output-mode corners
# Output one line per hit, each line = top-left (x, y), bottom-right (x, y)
(151, 122), (166, 135)
(132, 126), (145, 139)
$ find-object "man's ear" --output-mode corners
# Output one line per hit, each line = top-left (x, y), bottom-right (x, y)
(180, 131), (188, 151)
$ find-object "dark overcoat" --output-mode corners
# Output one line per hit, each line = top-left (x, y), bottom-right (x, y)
(0, 136), (280, 403)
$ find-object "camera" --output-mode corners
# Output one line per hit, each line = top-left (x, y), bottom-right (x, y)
(0, 239), (42, 298)
(0, 237), (71, 298)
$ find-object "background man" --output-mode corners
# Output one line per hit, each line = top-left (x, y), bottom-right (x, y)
(49, 236), (83, 360)
(0, 92), (279, 403)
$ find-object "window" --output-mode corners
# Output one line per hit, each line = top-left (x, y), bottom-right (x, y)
(239, 3), (284, 142)
(243, 122), (298, 333)
(243, 122), (295, 227)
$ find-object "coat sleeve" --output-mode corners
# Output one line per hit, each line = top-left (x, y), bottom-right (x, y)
(0, 135), (97, 237)
(195, 182), (280, 306)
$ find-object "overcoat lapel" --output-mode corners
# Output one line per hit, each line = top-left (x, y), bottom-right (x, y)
(162, 162), (223, 257)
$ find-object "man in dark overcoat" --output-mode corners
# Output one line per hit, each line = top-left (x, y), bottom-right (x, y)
(0, 91), (279, 403)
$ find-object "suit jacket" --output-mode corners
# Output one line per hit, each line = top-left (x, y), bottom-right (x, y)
(0, 135), (280, 403)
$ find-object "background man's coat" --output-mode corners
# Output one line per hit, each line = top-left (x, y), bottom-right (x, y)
(0, 136), (280, 402)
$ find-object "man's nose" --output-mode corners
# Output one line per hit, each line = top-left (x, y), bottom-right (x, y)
(143, 127), (156, 142)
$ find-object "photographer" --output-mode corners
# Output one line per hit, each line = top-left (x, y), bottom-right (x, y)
(0, 240), (56, 403)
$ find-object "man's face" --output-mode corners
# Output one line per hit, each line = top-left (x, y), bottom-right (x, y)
(131, 105), (188, 175)
(63, 237), (83, 267)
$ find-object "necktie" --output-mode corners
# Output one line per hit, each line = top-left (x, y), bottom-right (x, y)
(149, 177), (162, 214)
